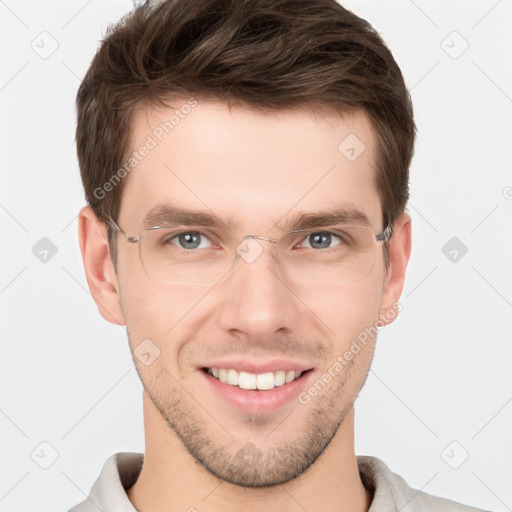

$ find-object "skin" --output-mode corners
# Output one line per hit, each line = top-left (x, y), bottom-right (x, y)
(79, 99), (411, 512)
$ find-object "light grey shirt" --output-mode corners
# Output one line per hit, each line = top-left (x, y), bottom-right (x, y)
(68, 452), (490, 511)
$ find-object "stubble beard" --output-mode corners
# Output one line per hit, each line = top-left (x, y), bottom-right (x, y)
(136, 355), (372, 488)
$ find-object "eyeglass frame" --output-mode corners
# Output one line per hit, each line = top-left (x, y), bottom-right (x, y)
(106, 216), (393, 281)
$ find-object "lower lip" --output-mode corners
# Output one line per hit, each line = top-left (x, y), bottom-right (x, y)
(199, 368), (314, 414)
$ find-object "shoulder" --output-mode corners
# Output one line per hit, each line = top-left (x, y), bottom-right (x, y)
(357, 455), (492, 512)
(67, 452), (143, 512)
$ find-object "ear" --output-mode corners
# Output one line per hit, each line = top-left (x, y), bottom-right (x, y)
(78, 206), (125, 326)
(378, 210), (412, 326)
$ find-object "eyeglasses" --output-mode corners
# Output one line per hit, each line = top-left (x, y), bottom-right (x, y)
(107, 218), (392, 286)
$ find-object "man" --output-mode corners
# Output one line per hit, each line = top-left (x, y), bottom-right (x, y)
(70, 0), (489, 510)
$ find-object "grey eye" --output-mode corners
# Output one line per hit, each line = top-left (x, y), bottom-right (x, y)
(301, 232), (341, 250)
(170, 231), (212, 250)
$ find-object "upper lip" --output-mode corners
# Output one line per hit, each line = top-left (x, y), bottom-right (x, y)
(199, 359), (315, 374)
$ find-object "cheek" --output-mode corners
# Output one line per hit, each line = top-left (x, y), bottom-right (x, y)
(298, 276), (382, 341)
(118, 274), (212, 350)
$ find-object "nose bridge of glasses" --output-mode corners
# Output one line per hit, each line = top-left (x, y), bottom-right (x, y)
(233, 234), (281, 267)
(246, 235), (279, 244)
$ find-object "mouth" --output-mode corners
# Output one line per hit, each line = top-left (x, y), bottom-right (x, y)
(199, 366), (314, 414)
(201, 367), (310, 390)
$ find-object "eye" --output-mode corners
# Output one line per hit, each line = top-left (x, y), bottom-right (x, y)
(299, 231), (343, 250)
(168, 231), (213, 250)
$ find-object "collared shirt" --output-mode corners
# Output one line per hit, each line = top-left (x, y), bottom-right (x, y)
(68, 452), (490, 511)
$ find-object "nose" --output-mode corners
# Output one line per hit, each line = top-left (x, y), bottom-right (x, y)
(215, 236), (302, 341)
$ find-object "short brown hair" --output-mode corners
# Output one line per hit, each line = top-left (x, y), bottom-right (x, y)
(75, 0), (415, 268)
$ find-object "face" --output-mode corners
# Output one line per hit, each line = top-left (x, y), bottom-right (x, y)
(101, 100), (404, 487)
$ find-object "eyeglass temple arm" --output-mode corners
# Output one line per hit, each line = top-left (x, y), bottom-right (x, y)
(376, 225), (392, 242)
(106, 218), (139, 244)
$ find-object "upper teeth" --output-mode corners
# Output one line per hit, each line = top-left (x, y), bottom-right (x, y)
(207, 368), (303, 390)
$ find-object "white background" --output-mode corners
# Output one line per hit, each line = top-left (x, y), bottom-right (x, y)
(0, 0), (511, 510)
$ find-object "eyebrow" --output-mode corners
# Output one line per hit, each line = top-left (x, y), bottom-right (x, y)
(142, 203), (372, 232)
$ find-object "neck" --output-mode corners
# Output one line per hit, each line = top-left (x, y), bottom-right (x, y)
(127, 392), (371, 512)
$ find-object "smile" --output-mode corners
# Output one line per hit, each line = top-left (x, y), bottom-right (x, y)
(203, 367), (304, 390)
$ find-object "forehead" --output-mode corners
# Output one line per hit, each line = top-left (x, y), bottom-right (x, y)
(119, 99), (382, 232)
